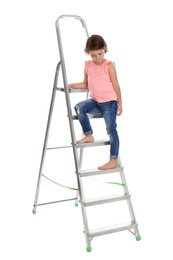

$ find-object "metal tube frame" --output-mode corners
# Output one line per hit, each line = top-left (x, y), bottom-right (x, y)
(55, 15), (91, 249)
(33, 62), (61, 213)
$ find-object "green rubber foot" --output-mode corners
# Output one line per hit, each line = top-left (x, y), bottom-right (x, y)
(86, 247), (92, 252)
(75, 202), (78, 207)
(32, 210), (36, 214)
(136, 235), (141, 241)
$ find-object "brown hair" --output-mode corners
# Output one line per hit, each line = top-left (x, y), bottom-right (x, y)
(84, 35), (108, 54)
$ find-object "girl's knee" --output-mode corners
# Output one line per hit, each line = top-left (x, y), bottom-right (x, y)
(75, 103), (84, 115)
(75, 101), (86, 114)
(74, 104), (79, 114)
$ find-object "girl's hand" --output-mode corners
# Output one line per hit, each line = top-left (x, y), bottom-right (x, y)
(117, 104), (123, 116)
(68, 84), (73, 89)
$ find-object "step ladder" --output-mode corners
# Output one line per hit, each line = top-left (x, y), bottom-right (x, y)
(32, 14), (141, 252)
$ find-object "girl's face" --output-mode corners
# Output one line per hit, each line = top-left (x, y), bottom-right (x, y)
(89, 49), (105, 64)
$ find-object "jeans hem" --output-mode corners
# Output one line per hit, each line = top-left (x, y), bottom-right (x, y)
(84, 131), (93, 136)
(110, 155), (118, 159)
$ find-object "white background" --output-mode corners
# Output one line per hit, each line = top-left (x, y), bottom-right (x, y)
(1, 0), (173, 259)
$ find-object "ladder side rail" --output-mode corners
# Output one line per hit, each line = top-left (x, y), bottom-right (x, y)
(118, 157), (140, 237)
(55, 15), (91, 249)
(33, 62), (61, 213)
(56, 15), (89, 172)
(55, 15), (89, 187)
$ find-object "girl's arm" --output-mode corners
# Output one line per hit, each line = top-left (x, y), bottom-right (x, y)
(108, 63), (123, 116)
(68, 71), (88, 89)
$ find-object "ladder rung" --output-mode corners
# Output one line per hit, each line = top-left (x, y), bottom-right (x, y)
(78, 167), (123, 177)
(76, 139), (110, 148)
(84, 194), (130, 207)
(89, 222), (137, 238)
(56, 87), (88, 93)
(72, 114), (103, 120)
(69, 88), (88, 93)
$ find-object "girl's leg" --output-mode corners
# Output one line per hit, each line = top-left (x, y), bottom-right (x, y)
(74, 99), (100, 143)
(98, 101), (119, 170)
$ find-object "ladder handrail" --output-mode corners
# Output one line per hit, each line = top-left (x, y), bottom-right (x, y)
(55, 14), (89, 97)
(56, 14), (89, 37)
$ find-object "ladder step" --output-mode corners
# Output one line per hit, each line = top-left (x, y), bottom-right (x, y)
(78, 167), (123, 177)
(89, 222), (137, 238)
(84, 194), (130, 207)
(72, 114), (103, 120)
(76, 139), (110, 148)
(56, 87), (88, 93)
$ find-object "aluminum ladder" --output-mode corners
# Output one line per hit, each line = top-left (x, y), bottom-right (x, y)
(32, 14), (141, 252)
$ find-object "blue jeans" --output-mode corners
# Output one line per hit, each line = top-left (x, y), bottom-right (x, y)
(74, 99), (119, 159)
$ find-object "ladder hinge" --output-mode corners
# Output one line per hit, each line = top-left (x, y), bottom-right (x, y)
(83, 231), (90, 237)
(71, 143), (77, 147)
(131, 220), (138, 225)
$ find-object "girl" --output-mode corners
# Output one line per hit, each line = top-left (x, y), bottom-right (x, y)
(68, 35), (122, 170)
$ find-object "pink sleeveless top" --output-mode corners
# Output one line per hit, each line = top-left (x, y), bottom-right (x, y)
(85, 60), (117, 102)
